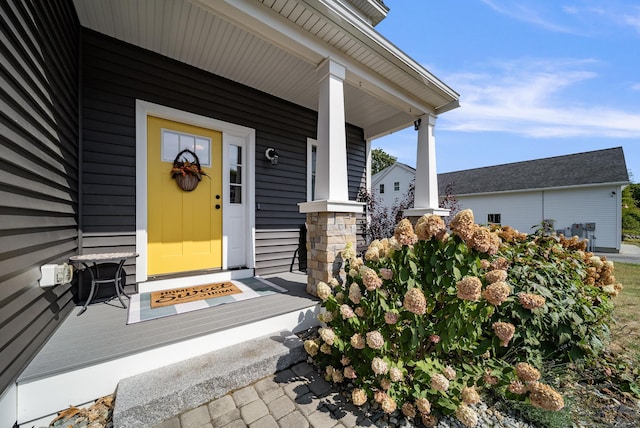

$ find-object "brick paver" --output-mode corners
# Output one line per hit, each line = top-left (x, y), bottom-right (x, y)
(249, 414), (278, 428)
(233, 385), (259, 407)
(240, 399), (269, 424)
(180, 405), (211, 428)
(307, 408), (339, 428)
(254, 376), (285, 404)
(278, 410), (310, 428)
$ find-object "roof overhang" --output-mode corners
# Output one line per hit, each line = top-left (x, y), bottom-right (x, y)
(73, 0), (459, 140)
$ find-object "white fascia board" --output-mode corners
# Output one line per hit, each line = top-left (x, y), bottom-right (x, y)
(200, 0), (452, 116)
(452, 181), (632, 198)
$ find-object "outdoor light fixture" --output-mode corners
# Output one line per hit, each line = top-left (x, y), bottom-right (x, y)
(265, 148), (279, 165)
(414, 118), (422, 131)
(611, 191), (616, 197)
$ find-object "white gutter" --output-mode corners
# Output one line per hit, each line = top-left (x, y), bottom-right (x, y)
(451, 181), (632, 198)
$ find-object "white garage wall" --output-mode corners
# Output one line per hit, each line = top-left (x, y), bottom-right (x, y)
(457, 185), (621, 251)
(543, 186), (620, 250)
(457, 192), (543, 234)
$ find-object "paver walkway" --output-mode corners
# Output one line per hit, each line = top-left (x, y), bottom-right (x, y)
(151, 362), (379, 428)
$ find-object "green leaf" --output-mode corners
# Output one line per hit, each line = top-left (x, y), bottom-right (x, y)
(558, 332), (571, 345)
(409, 260), (418, 275)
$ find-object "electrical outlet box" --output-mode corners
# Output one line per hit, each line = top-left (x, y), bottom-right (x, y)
(40, 263), (74, 287)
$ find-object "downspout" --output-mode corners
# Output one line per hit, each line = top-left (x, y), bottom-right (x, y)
(77, 29), (83, 253)
(541, 190), (545, 225)
(616, 186), (622, 251)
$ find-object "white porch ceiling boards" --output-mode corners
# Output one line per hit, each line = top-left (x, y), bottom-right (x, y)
(73, 0), (459, 140)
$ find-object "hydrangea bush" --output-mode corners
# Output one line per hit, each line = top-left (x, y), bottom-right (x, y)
(303, 210), (620, 427)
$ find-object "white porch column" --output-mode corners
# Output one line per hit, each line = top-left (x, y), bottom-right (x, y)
(404, 114), (450, 218)
(299, 58), (362, 296)
(299, 58), (362, 213)
(313, 58), (348, 202)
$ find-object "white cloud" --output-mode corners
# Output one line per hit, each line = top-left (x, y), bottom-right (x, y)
(480, 0), (576, 33)
(482, 1), (640, 37)
(622, 7), (640, 34)
(438, 57), (640, 139)
(632, 83), (640, 91)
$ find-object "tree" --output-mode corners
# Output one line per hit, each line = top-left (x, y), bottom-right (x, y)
(371, 148), (396, 175)
(622, 184), (640, 235)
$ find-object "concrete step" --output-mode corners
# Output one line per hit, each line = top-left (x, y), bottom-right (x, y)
(112, 331), (306, 428)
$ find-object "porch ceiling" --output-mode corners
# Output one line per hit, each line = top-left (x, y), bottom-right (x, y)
(73, 0), (459, 140)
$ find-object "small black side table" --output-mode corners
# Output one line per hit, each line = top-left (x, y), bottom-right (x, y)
(69, 252), (139, 315)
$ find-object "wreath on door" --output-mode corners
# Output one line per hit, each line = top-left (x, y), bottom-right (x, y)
(170, 149), (208, 191)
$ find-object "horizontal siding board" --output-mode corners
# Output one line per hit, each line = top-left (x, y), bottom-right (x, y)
(256, 245), (300, 256)
(255, 258), (296, 269)
(0, 229), (77, 255)
(0, 168), (74, 202)
(0, 189), (75, 214)
(0, 212), (77, 231)
(81, 234), (136, 248)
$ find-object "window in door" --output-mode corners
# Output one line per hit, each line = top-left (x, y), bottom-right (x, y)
(307, 139), (317, 201)
(161, 129), (211, 166)
(229, 144), (242, 204)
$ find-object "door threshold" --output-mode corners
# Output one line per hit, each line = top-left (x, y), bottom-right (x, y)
(138, 268), (254, 293)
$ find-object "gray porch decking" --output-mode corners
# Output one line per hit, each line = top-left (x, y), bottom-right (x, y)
(18, 272), (317, 384)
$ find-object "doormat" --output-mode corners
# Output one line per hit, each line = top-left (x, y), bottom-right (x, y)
(127, 277), (288, 324)
(150, 282), (242, 308)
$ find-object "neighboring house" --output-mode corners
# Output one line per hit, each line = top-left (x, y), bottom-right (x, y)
(372, 162), (415, 208)
(0, 0), (459, 424)
(438, 147), (630, 252)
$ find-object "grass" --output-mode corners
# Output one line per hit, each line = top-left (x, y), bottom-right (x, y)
(610, 262), (640, 357)
(623, 238), (640, 248)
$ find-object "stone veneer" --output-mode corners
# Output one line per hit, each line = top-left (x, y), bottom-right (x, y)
(305, 211), (357, 296)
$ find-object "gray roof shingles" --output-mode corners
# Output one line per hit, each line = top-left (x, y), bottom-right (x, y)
(438, 147), (629, 196)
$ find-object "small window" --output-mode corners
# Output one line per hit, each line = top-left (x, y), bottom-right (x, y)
(229, 145), (242, 204)
(394, 181), (400, 191)
(488, 214), (501, 224)
(307, 139), (317, 201)
(379, 183), (385, 194)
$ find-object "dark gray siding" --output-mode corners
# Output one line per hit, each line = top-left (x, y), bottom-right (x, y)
(0, 0), (79, 396)
(80, 30), (366, 276)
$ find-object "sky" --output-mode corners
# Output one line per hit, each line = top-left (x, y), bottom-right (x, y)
(373, 0), (640, 182)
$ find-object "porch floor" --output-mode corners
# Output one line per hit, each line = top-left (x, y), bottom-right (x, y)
(18, 271), (316, 384)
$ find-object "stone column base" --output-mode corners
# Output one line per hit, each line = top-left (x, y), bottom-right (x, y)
(305, 211), (357, 296)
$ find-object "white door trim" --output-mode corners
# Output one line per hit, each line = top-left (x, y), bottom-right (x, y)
(135, 100), (256, 284)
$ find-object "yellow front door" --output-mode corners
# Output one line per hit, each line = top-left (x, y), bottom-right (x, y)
(147, 116), (222, 276)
